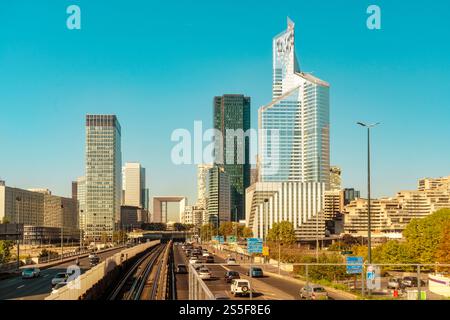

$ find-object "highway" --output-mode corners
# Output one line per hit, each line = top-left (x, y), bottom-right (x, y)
(0, 247), (127, 300)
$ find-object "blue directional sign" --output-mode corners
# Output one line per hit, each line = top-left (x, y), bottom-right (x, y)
(247, 238), (263, 254)
(346, 256), (363, 274)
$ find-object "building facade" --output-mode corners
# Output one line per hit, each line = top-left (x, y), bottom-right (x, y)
(343, 175), (450, 236)
(207, 166), (231, 227)
(85, 115), (122, 241)
(122, 162), (146, 208)
(259, 18), (330, 188)
(245, 182), (325, 240)
(213, 94), (251, 221)
(329, 166), (342, 191)
(196, 163), (213, 210)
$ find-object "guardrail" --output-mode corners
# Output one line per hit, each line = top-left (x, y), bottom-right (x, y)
(188, 262), (215, 300)
(45, 241), (160, 300)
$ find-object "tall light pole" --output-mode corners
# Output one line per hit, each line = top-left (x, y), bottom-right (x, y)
(357, 122), (380, 265)
(15, 197), (22, 271)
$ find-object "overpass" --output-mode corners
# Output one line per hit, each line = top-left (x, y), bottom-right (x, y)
(127, 230), (194, 242)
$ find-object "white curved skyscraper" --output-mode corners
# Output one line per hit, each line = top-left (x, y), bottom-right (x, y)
(259, 18), (330, 187)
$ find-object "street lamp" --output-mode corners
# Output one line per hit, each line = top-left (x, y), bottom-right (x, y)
(15, 197), (22, 271)
(357, 122), (380, 265)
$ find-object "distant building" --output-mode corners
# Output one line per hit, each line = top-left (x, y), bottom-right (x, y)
(71, 181), (78, 201)
(330, 166), (342, 191)
(245, 182), (325, 240)
(343, 188), (360, 205)
(182, 205), (204, 230)
(0, 183), (79, 242)
(343, 175), (450, 237)
(120, 206), (141, 229)
(250, 167), (259, 186)
(323, 190), (344, 220)
(123, 162), (146, 209)
(76, 176), (87, 238)
(418, 175), (450, 191)
(85, 115), (122, 241)
(207, 166), (231, 227)
(196, 164), (213, 210)
(213, 94), (251, 221)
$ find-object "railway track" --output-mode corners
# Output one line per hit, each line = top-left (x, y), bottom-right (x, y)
(108, 242), (172, 300)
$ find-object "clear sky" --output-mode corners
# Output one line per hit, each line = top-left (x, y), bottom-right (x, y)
(1, 0), (450, 219)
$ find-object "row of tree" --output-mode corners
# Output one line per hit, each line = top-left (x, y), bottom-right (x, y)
(199, 222), (253, 241)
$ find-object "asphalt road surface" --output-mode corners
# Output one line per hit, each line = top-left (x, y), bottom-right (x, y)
(0, 247), (127, 300)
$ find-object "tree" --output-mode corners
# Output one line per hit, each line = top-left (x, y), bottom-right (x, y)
(141, 223), (167, 231)
(239, 226), (253, 238)
(113, 230), (127, 243)
(1, 217), (10, 224)
(218, 222), (234, 237)
(266, 221), (296, 245)
(0, 241), (13, 264)
(200, 223), (217, 241)
(435, 221), (450, 270)
(402, 208), (450, 264)
(100, 232), (108, 244)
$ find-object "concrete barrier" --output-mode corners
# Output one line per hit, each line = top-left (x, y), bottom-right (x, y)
(45, 241), (160, 300)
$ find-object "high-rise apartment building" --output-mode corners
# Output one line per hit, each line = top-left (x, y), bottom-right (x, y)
(122, 162), (146, 208)
(259, 18), (330, 187)
(85, 115), (122, 241)
(213, 94), (251, 221)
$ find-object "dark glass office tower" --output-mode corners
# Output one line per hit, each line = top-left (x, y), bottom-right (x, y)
(213, 94), (251, 222)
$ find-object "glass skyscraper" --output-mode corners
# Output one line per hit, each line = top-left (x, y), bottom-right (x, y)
(259, 18), (330, 187)
(85, 115), (122, 241)
(213, 94), (251, 221)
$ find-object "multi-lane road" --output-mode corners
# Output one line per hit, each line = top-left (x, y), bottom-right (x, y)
(0, 247), (126, 300)
(174, 243), (354, 300)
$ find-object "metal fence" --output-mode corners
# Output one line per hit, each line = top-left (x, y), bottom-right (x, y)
(188, 262), (215, 300)
(45, 240), (160, 300)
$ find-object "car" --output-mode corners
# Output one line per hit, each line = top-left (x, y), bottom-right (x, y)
(205, 256), (214, 263)
(51, 281), (67, 294)
(230, 279), (251, 297)
(300, 285), (328, 300)
(387, 277), (403, 290)
(198, 268), (212, 280)
(176, 264), (188, 274)
(51, 272), (69, 287)
(21, 267), (41, 279)
(224, 270), (240, 283)
(214, 293), (230, 300)
(402, 276), (426, 288)
(189, 257), (200, 265)
(89, 255), (100, 267)
(226, 257), (238, 266)
(247, 267), (264, 278)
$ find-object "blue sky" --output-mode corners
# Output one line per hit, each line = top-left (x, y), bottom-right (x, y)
(1, 0), (450, 212)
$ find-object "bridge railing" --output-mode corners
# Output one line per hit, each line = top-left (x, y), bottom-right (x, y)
(45, 240), (160, 300)
(188, 262), (215, 300)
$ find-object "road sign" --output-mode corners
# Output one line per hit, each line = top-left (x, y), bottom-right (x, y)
(346, 256), (363, 274)
(262, 246), (270, 256)
(227, 235), (237, 243)
(247, 238), (263, 254)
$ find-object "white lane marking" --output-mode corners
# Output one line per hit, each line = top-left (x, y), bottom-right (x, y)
(43, 274), (49, 278)
(17, 285), (25, 289)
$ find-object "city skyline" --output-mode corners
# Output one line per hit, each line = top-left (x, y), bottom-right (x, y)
(1, 1), (450, 207)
